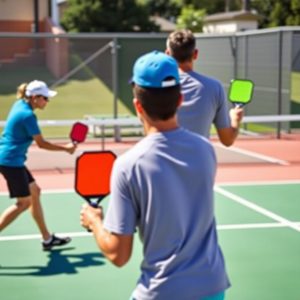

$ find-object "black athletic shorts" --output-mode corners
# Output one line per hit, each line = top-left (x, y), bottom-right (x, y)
(0, 165), (35, 198)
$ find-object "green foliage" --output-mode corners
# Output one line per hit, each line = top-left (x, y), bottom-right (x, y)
(269, 2), (290, 27)
(252, 0), (300, 28)
(287, 0), (300, 25)
(61, 0), (159, 32)
(139, 0), (181, 19)
(61, 0), (300, 33)
(176, 5), (206, 32)
(182, 0), (240, 14)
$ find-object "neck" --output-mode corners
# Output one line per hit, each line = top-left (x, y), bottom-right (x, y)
(178, 61), (193, 73)
(142, 116), (179, 135)
(27, 99), (37, 110)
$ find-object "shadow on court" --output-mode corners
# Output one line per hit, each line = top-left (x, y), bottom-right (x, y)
(0, 247), (106, 276)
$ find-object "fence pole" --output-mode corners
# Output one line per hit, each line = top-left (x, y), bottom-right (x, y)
(112, 38), (120, 142)
(277, 30), (283, 139)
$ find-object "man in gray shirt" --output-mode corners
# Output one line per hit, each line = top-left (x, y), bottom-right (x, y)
(166, 29), (244, 146)
(80, 51), (229, 300)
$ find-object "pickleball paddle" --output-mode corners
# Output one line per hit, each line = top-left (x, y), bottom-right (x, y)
(75, 151), (117, 208)
(228, 79), (254, 107)
(70, 122), (89, 144)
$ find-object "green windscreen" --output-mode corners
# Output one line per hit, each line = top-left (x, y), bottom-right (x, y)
(228, 79), (254, 104)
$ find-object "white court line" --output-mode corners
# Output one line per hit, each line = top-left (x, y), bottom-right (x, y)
(1, 222), (300, 242)
(218, 179), (300, 187)
(215, 143), (289, 165)
(215, 186), (300, 232)
(0, 231), (91, 242)
(218, 222), (300, 230)
(0, 189), (74, 196)
(1, 182), (299, 196)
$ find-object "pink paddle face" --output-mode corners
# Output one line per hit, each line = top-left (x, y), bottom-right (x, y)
(70, 122), (89, 144)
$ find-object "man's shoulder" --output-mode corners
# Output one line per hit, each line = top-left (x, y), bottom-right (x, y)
(181, 128), (215, 151)
(114, 138), (151, 169)
(187, 71), (222, 86)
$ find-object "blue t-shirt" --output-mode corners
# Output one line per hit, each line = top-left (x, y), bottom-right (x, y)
(177, 71), (230, 137)
(0, 99), (41, 167)
(104, 128), (230, 300)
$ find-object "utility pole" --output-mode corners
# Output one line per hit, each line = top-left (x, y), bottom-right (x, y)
(225, 0), (230, 12)
(242, 0), (251, 11)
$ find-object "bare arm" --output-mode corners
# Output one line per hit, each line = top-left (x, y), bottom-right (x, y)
(217, 106), (244, 147)
(80, 204), (133, 267)
(33, 134), (76, 154)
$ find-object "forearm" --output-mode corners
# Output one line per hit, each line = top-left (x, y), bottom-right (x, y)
(230, 122), (240, 140)
(80, 204), (133, 267)
(89, 219), (131, 267)
(90, 220), (117, 261)
(33, 134), (76, 153)
(217, 125), (239, 147)
(36, 140), (69, 152)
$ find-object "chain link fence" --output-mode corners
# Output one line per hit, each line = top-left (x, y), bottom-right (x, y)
(0, 27), (300, 137)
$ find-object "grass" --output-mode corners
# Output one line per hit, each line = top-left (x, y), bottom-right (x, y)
(1, 63), (297, 138)
(291, 72), (300, 104)
(0, 64), (132, 138)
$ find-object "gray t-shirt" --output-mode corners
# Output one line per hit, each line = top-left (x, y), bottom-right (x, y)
(177, 71), (230, 137)
(104, 128), (230, 300)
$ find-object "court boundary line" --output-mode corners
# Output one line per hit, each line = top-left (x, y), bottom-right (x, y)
(219, 222), (300, 230)
(2, 221), (300, 242)
(0, 189), (74, 196)
(218, 179), (300, 187)
(215, 185), (300, 232)
(1, 181), (299, 196)
(215, 143), (289, 165)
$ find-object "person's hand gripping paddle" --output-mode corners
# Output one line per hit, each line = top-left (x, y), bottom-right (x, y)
(228, 79), (254, 107)
(70, 122), (89, 145)
(75, 151), (117, 208)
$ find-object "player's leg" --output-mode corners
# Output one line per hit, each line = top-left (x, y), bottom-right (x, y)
(27, 169), (71, 250)
(0, 166), (32, 232)
(28, 181), (51, 240)
(0, 196), (30, 231)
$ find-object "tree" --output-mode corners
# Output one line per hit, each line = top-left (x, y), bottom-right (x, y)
(182, 0), (240, 14)
(139, 0), (181, 20)
(61, 0), (159, 32)
(252, 0), (300, 28)
(287, 0), (300, 25)
(176, 5), (206, 32)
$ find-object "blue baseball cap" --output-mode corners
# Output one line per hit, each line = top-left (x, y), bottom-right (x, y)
(132, 50), (180, 88)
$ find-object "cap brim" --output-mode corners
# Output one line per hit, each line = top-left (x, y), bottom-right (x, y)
(48, 90), (57, 98)
(128, 77), (134, 85)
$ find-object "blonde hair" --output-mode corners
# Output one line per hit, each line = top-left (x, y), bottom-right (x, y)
(16, 83), (28, 99)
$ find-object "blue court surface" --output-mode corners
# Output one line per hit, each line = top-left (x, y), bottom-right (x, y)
(0, 181), (299, 300)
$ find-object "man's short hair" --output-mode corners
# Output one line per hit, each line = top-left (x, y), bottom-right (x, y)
(131, 51), (181, 121)
(133, 85), (180, 121)
(166, 29), (196, 63)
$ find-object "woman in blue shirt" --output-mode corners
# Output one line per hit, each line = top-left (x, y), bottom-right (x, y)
(0, 80), (76, 251)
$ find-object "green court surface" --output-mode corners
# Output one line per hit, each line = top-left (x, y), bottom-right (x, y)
(0, 182), (299, 300)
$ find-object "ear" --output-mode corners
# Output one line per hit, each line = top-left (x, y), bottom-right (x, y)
(165, 48), (170, 55)
(133, 98), (143, 114)
(177, 94), (183, 108)
(193, 49), (198, 60)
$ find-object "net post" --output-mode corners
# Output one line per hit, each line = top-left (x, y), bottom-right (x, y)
(101, 124), (105, 150)
(276, 30), (283, 139)
(111, 38), (121, 142)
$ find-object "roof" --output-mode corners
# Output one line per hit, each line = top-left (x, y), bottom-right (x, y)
(150, 15), (176, 32)
(204, 10), (259, 23)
